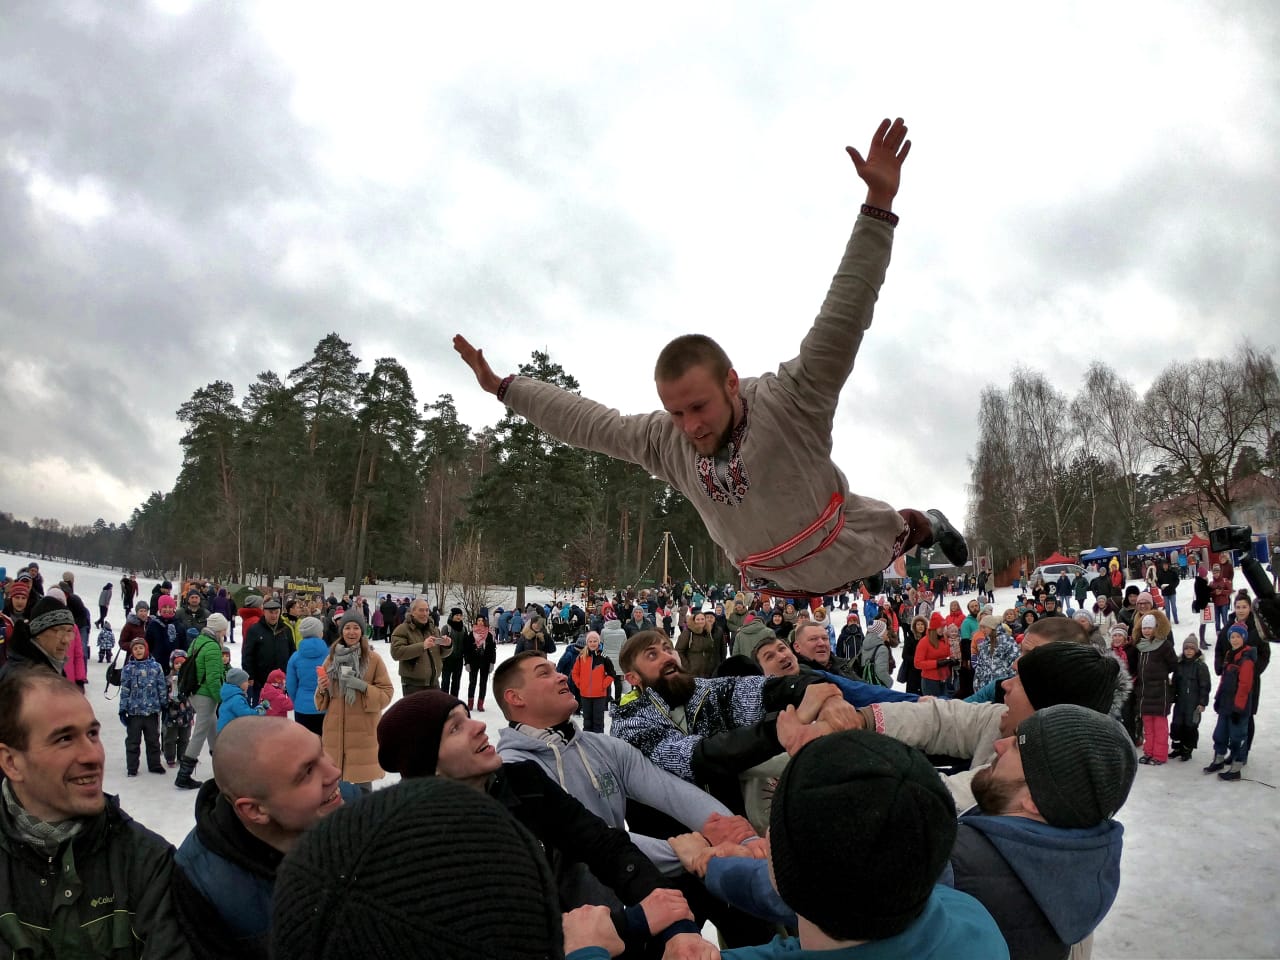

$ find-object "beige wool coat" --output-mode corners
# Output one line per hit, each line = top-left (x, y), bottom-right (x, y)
(315, 644), (394, 783)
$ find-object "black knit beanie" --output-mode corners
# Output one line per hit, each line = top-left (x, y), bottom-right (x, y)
(27, 595), (75, 638)
(377, 689), (465, 777)
(1016, 643), (1119, 714)
(1018, 704), (1137, 828)
(770, 730), (956, 941)
(272, 778), (563, 960)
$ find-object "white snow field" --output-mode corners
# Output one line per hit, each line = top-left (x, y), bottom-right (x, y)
(2, 550), (1278, 958)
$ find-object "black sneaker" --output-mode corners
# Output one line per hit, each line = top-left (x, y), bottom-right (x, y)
(862, 572), (884, 595)
(1203, 758), (1227, 774)
(1219, 769), (1242, 781)
(926, 509), (969, 567)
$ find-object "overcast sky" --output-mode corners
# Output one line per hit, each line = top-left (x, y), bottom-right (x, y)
(2, 0), (1277, 536)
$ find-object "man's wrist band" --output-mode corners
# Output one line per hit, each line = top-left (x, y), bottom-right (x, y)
(860, 203), (899, 227)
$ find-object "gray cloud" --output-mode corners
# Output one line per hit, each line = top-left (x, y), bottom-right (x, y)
(1, 0), (1277, 540)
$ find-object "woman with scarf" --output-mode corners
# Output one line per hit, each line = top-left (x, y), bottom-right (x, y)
(465, 614), (497, 712)
(315, 608), (394, 791)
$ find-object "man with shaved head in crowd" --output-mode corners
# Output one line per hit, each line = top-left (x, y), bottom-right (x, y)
(172, 717), (363, 960)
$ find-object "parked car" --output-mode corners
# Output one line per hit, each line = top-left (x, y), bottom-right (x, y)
(1028, 563), (1087, 588)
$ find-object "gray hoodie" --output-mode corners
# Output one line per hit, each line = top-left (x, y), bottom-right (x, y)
(732, 618), (775, 659)
(497, 721), (732, 874)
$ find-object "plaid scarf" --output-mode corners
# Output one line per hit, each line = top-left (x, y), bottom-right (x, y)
(2, 779), (84, 854)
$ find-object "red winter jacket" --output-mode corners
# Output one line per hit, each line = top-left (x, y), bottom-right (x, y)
(914, 632), (953, 682)
(1217, 644), (1257, 715)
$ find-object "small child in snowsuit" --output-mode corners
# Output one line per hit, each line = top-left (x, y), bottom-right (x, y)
(96, 621), (116, 662)
(118, 638), (168, 776)
(1170, 636), (1211, 761)
(259, 668), (294, 718)
(163, 648), (196, 768)
(217, 667), (266, 734)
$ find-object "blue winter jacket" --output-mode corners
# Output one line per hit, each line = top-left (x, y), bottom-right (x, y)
(286, 636), (329, 715)
(145, 615), (180, 673)
(175, 778), (364, 951)
(118, 655), (168, 717)
(217, 683), (264, 733)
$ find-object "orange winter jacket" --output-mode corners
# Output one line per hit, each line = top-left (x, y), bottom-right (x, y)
(571, 650), (617, 699)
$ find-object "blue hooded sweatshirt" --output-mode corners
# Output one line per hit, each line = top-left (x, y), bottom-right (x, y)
(946, 814), (1124, 949)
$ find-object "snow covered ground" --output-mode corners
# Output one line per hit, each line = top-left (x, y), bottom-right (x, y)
(3, 551), (1278, 958)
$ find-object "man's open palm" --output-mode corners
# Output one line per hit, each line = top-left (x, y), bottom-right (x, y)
(846, 117), (910, 208)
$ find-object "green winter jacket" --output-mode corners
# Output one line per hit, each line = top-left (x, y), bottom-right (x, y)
(190, 630), (226, 701)
(0, 792), (193, 959)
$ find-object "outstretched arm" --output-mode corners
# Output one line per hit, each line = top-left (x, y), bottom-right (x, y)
(773, 118), (910, 429)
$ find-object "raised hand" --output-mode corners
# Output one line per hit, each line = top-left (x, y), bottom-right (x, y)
(452, 335), (502, 395)
(846, 117), (911, 210)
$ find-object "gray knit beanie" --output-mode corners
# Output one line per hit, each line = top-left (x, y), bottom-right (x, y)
(1017, 704), (1136, 829)
(225, 668), (250, 687)
(272, 777), (563, 960)
(338, 608), (366, 632)
(300, 616), (324, 639)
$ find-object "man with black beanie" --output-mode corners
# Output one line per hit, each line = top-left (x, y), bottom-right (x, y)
(0, 594), (77, 680)
(272, 777), (624, 960)
(376, 690), (706, 958)
(951, 704), (1137, 960)
(843, 628), (1125, 809)
(718, 731), (1007, 959)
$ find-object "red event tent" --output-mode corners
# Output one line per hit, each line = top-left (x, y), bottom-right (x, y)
(1039, 551), (1075, 565)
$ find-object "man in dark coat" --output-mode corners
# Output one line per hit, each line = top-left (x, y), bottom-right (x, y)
(175, 589), (211, 638)
(242, 599), (295, 706)
(0, 669), (192, 958)
(172, 718), (360, 960)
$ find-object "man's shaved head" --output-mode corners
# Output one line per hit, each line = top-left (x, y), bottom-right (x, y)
(214, 716), (299, 801)
(213, 717), (345, 853)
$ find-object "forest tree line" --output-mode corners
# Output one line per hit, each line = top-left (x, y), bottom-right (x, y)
(966, 342), (1280, 569)
(2, 334), (732, 606)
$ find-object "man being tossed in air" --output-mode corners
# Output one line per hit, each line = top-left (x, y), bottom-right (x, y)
(455, 117), (966, 600)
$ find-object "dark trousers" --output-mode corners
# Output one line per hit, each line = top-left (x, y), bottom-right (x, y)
(294, 712), (325, 735)
(442, 660), (464, 697)
(580, 696), (608, 733)
(163, 721), (191, 765)
(125, 714), (162, 773)
(467, 663), (491, 703)
(1170, 711), (1201, 753)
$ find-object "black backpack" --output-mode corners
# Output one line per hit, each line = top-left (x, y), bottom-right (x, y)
(176, 637), (206, 698)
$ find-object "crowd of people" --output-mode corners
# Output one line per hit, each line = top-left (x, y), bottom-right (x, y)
(2, 549), (1275, 960)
